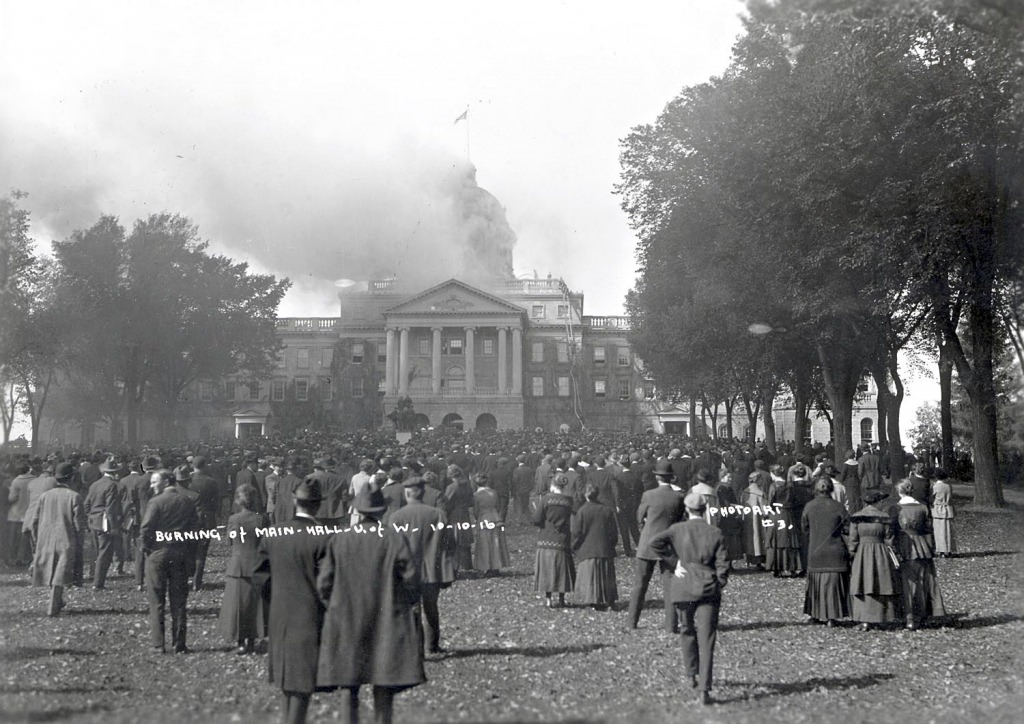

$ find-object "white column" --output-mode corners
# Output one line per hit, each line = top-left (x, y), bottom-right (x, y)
(431, 327), (442, 394)
(497, 327), (508, 393)
(385, 328), (396, 394)
(398, 327), (410, 395)
(464, 326), (475, 394)
(511, 327), (523, 395)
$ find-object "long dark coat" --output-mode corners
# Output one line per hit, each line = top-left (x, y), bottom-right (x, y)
(571, 500), (618, 561)
(800, 495), (850, 572)
(635, 484), (685, 561)
(316, 523), (424, 690)
(31, 486), (85, 587)
(254, 516), (332, 693)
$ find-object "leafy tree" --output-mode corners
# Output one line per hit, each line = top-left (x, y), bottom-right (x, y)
(51, 213), (290, 446)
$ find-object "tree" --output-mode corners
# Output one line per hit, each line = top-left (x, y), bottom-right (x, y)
(51, 213), (290, 446)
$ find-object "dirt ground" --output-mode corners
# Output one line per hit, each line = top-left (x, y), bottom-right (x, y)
(2, 489), (1022, 723)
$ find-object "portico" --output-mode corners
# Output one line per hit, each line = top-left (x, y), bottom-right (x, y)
(381, 280), (526, 429)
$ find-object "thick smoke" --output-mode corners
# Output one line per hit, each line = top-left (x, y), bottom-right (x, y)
(0, 87), (517, 314)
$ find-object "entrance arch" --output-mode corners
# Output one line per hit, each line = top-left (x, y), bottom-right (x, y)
(475, 413), (497, 432)
(412, 413), (431, 430)
(442, 413), (464, 430)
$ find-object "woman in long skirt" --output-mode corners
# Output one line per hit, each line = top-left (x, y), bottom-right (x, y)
(571, 483), (618, 610)
(848, 490), (900, 631)
(219, 484), (265, 653)
(765, 466), (801, 577)
(894, 479), (946, 630)
(801, 477), (850, 626)
(472, 474), (510, 576)
(532, 473), (575, 608)
(742, 465), (768, 568)
(930, 469), (957, 558)
(714, 474), (744, 566)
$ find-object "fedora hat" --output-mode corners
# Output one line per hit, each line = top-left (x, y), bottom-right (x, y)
(99, 456), (121, 474)
(294, 476), (323, 503)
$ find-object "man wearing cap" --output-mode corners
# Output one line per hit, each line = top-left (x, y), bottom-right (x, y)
(30, 462), (85, 616)
(254, 476), (331, 724)
(389, 475), (456, 654)
(650, 489), (730, 706)
(142, 468), (199, 653)
(190, 456), (221, 591)
(627, 459), (685, 632)
(84, 457), (124, 590)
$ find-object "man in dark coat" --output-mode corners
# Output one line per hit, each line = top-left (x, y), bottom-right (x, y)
(512, 454), (535, 522)
(317, 483), (424, 724)
(255, 477), (331, 724)
(312, 458), (349, 527)
(389, 477), (456, 654)
(235, 455), (263, 511)
(141, 468), (199, 654)
(614, 457), (642, 554)
(272, 459), (304, 525)
(189, 456), (221, 591)
(132, 455), (162, 591)
(650, 489), (730, 705)
(83, 457), (124, 590)
(627, 460), (686, 632)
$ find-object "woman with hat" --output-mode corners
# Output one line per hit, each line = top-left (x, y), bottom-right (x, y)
(30, 462), (85, 616)
(219, 483), (265, 655)
(316, 481), (424, 724)
(800, 477), (850, 626)
(893, 479), (946, 630)
(472, 473), (510, 576)
(765, 465), (802, 578)
(848, 489), (901, 631)
(741, 463), (769, 569)
(531, 472), (576, 608)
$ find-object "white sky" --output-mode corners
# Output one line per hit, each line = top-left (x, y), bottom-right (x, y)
(0, 0), (748, 317)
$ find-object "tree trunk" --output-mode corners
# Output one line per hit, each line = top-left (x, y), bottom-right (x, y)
(689, 395), (697, 439)
(885, 355), (906, 482)
(937, 330), (955, 474)
(792, 383), (808, 457)
(817, 341), (865, 467)
(762, 385), (777, 454)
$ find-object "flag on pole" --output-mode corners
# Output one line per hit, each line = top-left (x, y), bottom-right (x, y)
(453, 108), (468, 125)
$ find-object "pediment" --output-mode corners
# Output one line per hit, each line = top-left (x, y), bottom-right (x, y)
(384, 279), (526, 316)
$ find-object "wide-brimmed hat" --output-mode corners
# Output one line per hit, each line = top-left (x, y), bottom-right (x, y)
(173, 465), (192, 482)
(684, 490), (707, 511)
(99, 456), (121, 474)
(143, 455), (162, 471)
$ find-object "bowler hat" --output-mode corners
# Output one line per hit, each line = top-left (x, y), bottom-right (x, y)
(55, 462), (75, 480)
(173, 465), (192, 482)
(653, 460), (674, 478)
(294, 476), (323, 502)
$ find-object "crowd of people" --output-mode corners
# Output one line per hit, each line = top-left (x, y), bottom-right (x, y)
(0, 429), (957, 719)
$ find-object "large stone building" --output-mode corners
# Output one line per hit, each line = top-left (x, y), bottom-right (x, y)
(39, 275), (882, 447)
(177, 276), (659, 440)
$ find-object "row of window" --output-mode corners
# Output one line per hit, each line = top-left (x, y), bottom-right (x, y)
(197, 377), (366, 403)
(530, 376), (635, 400)
(530, 342), (631, 366)
(279, 341), (632, 367)
(530, 303), (572, 320)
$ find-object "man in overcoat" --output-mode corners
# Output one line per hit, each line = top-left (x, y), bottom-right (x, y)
(317, 483), (424, 724)
(650, 489), (730, 706)
(627, 459), (686, 632)
(255, 477), (331, 724)
(189, 456), (221, 590)
(30, 462), (85, 616)
(389, 477), (456, 654)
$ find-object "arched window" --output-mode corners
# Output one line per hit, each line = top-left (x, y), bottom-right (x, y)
(475, 413), (497, 432)
(860, 418), (874, 445)
(442, 413), (464, 430)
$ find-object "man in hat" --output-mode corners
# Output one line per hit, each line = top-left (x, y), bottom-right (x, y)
(190, 456), (221, 591)
(255, 476), (331, 724)
(272, 458), (304, 525)
(23, 461), (58, 553)
(627, 459), (685, 632)
(312, 458), (349, 528)
(141, 468), (199, 653)
(316, 479), (424, 724)
(650, 489), (730, 706)
(236, 454), (264, 511)
(30, 462), (85, 616)
(512, 454), (535, 523)
(7, 460), (36, 567)
(84, 457), (124, 589)
(389, 475), (456, 655)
